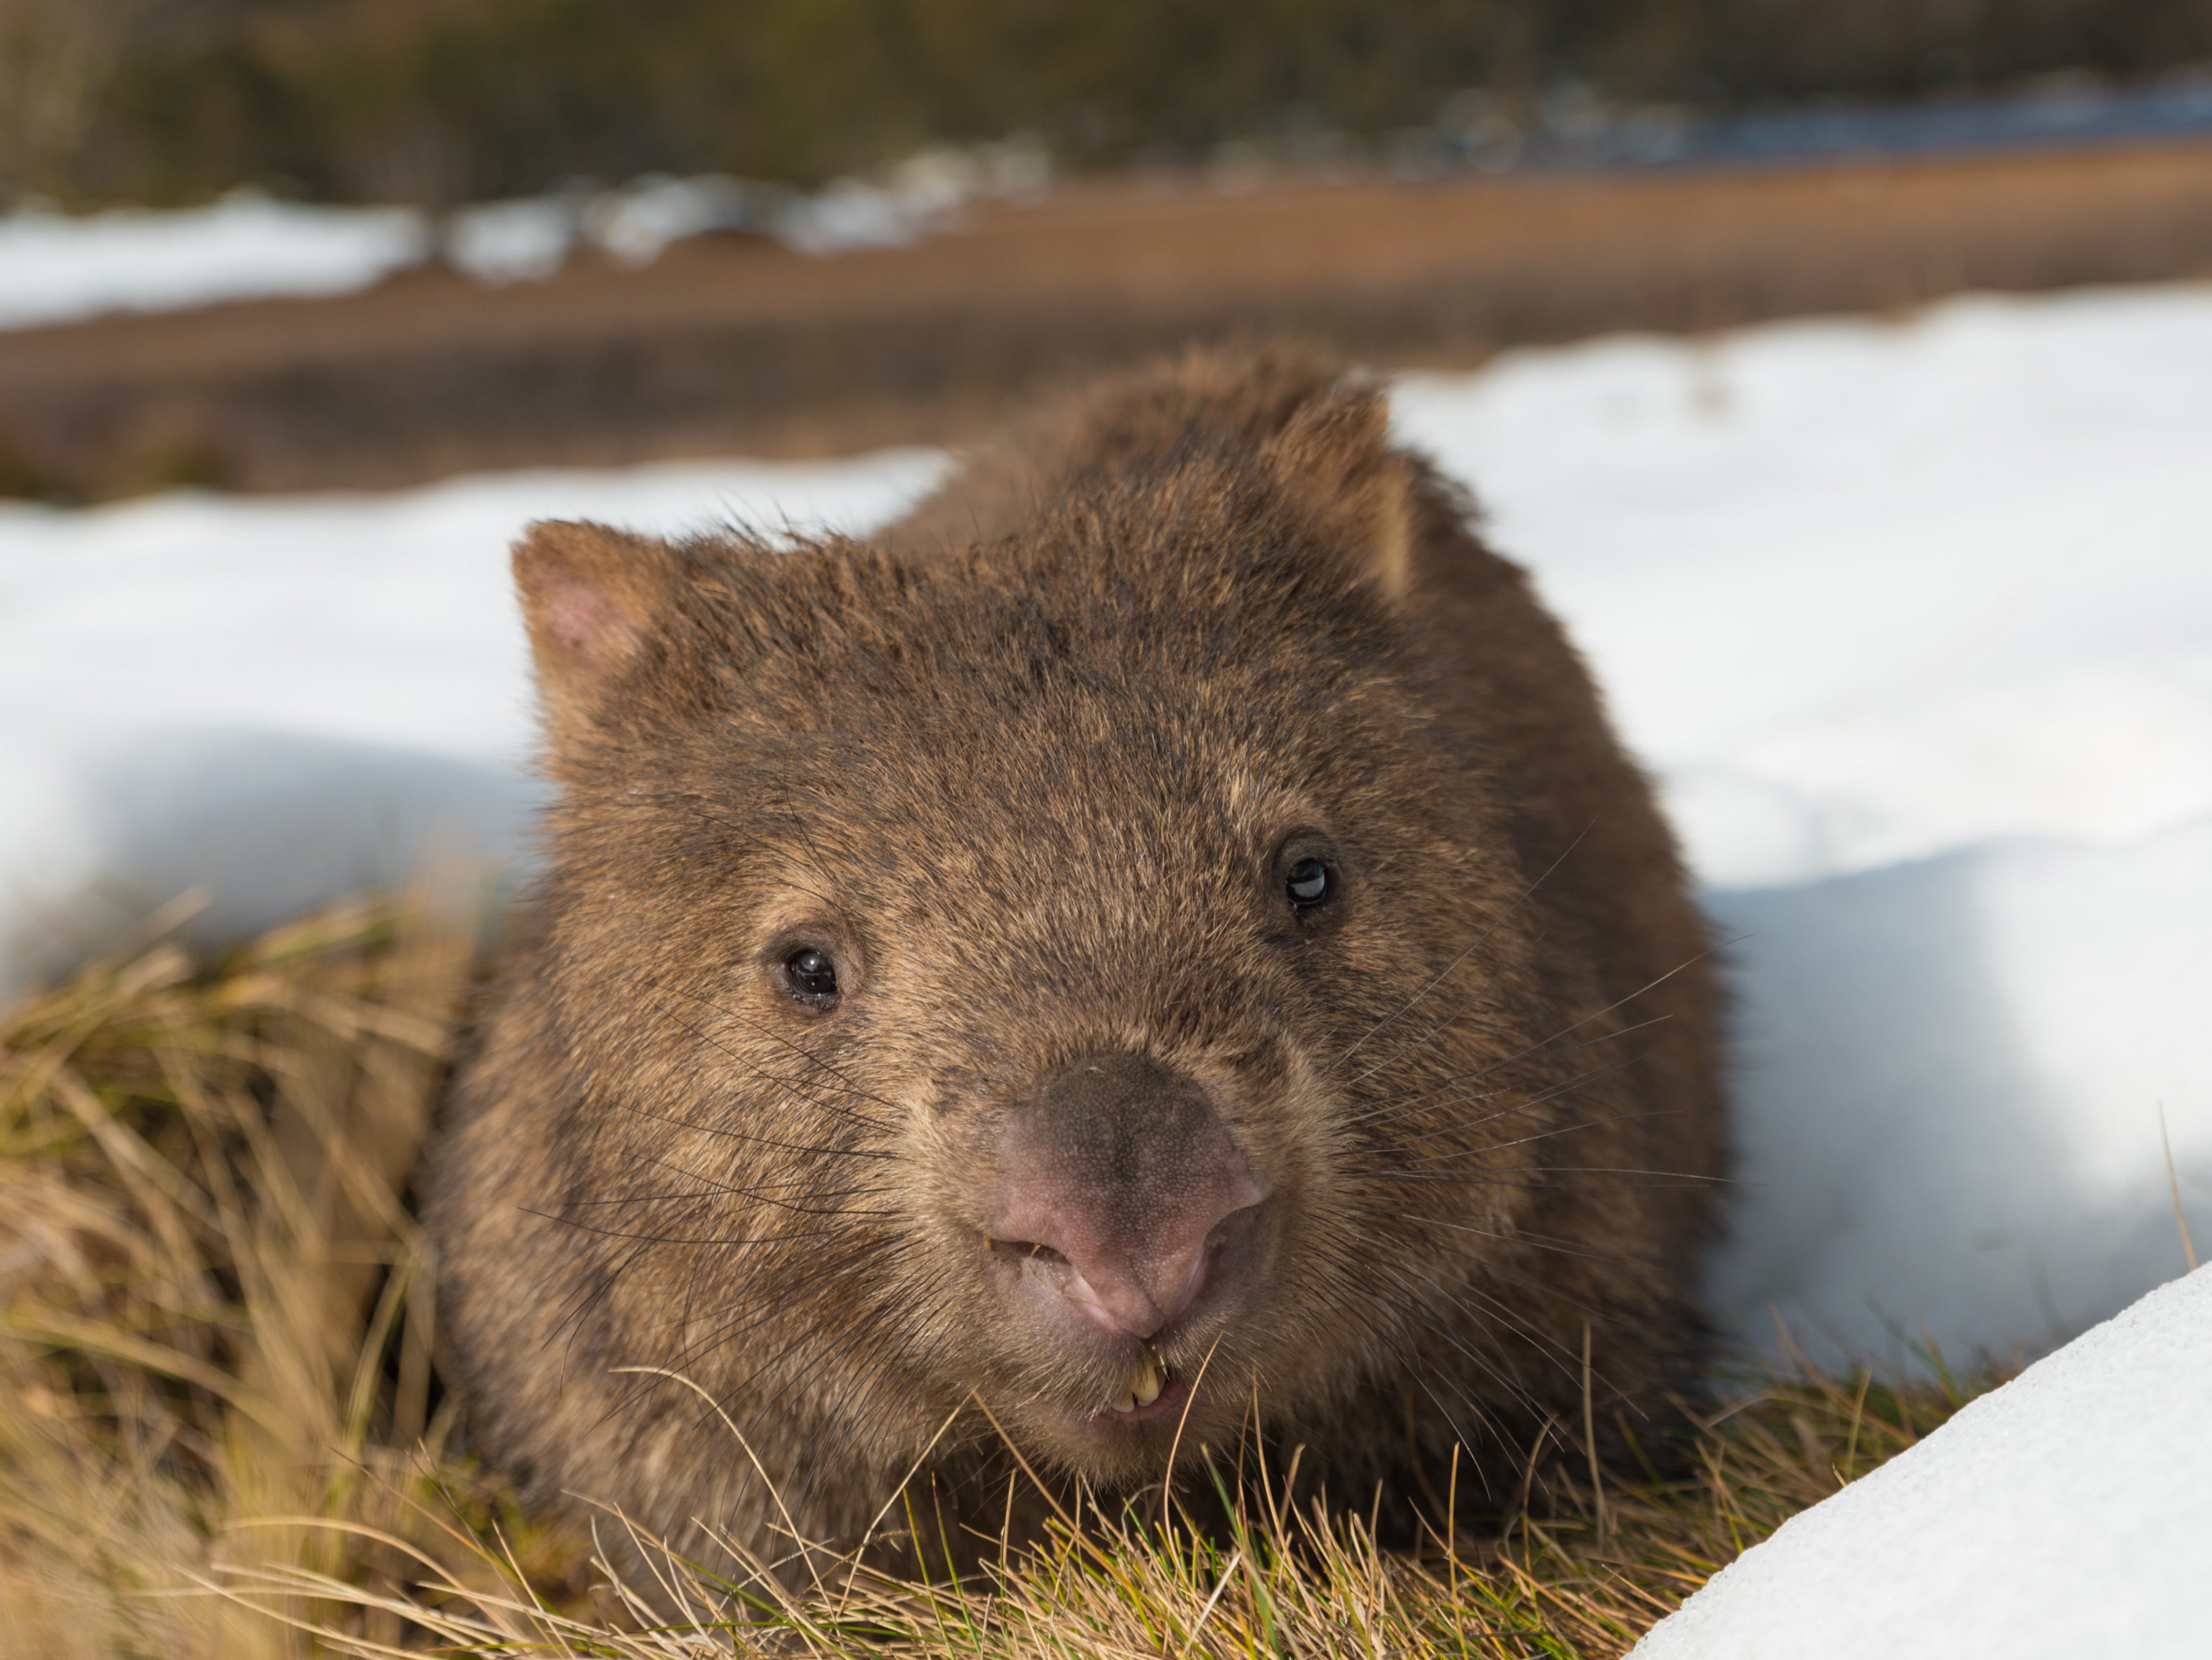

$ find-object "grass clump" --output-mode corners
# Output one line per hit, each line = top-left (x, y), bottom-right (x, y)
(0, 895), (1993, 1658)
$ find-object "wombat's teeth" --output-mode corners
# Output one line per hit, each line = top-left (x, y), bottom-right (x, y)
(1106, 1348), (1167, 1415)
(1129, 1349), (1165, 1408)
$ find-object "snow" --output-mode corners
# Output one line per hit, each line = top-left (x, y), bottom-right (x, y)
(3, 283), (2208, 1383)
(585, 175), (760, 267)
(442, 197), (579, 286)
(1704, 831), (2211, 1367)
(0, 143), (1053, 326)
(769, 140), (1050, 255)
(1390, 283), (2212, 889)
(0, 191), (430, 330)
(443, 176), (768, 284)
(1633, 1263), (2212, 1658)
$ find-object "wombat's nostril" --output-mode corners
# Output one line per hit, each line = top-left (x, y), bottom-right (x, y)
(985, 1236), (1066, 1269)
(989, 1195), (1261, 1340)
(989, 1051), (1268, 1342)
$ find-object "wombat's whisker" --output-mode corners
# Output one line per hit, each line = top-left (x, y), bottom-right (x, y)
(1362, 1269), (1557, 1419)
(675, 1249), (926, 1371)
(625, 1292), (910, 1455)
(1375, 1163), (1729, 1189)
(557, 1176), (882, 1208)
(1291, 1255), (1537, 1432)
(567, 1178), (899, 1218)
(642, 993), (895, 1127)
(648, 979), (896, 1100)
(529, 1212), (872, 1249)
(1407, 1370), (1505, 1463)
(1359, 1058), (1620, 1146)
(1327, 823), (1595, 1080)
(1350, 1073), (1628, 1168)
(1386, 1075), (1664, 1172)
(1365, 1210), (1647, 1268)
(1344, 945), (1718, 1131)
(1351, 1011), (1678, 1129)
(681, 1290), (981, 1512)
(1374, 1089), (1576, 1150)
(596, 1105), (894, 1163)
(624, 1137), (892, 1193)
(770, 775), (857, 913)
(570, 1157), (894, 1218)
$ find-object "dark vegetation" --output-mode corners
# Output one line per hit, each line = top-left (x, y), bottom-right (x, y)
(10, 0), (2212, 205)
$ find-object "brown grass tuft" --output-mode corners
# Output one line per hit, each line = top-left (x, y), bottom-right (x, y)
(0, 895), (1993, 1656)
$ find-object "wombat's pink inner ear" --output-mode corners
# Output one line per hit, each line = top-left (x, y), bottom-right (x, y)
(1262, 383), (1417, 606)
(511, 519), (667, 715)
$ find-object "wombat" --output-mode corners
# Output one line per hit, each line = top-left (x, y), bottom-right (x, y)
(426, 345), (1722, 1571)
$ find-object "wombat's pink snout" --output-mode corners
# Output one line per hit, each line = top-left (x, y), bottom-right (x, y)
(987, 1053), (1268, 1344)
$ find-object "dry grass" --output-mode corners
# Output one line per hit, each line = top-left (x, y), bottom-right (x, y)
(0, 895), (1993, 1658)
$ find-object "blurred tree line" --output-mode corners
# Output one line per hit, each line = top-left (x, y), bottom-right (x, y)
(6, 0), (2212, 204)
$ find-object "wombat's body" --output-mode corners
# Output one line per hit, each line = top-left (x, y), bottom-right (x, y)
(427, 348), (1722, 1566)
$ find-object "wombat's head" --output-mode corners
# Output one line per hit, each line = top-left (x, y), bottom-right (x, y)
(513, 382), (1552, 1501)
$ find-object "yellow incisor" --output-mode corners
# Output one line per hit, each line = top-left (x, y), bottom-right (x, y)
(1115, 1344), (1167, 1413)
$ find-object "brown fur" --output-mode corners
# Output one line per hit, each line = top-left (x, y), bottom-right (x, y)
(426, 345), (1724, 1569)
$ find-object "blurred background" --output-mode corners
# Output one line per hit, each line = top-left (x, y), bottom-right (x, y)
(5, 0), (2212, 495)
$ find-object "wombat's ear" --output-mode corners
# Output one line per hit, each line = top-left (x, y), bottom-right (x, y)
(511, 519), (678, 727)
(1263, 383), (1417, 604)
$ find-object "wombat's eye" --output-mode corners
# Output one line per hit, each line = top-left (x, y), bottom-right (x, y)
(1286, 857), (1333, 910)
(782, 947), (839, 1003)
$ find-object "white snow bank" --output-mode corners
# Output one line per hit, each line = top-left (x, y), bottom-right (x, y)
(2, 283), (2208, 1374)
(439, 176), (772, 285)
(1392, 281), (2212, 890)
(1634, 1263), (2212, 1658)
(0, 191), (431, 331)
(434, 142), (1055, 280)
(1707, 827), (2211, 1367)
(1, 142), (1051, 327)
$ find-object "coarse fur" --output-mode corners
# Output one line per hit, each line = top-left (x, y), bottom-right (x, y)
(426, 345), (1724, 1572)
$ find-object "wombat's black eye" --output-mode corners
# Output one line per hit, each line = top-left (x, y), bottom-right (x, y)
(1286, 857), (1332, 910)
(784, 947), (839, 1002)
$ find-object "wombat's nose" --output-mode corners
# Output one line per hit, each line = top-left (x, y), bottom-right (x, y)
(989, 1052), (1266, 1341)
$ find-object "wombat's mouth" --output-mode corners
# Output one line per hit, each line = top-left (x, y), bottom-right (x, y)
(1086, 1362), (1189, 1429)
(1100, 1341), (1171, 1415)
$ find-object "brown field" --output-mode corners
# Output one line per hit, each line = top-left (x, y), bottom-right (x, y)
(6, 140), (2212, 498)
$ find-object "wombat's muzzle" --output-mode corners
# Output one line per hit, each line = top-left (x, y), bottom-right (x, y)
(986, 1052), (1268, 1386)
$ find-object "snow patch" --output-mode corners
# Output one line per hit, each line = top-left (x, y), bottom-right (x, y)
(0, 190), (431, 330)
(1, 140), (1054, 323)
(1634, 1264), (2212, 1658)
(1710, 826), (2211, 1369)
(443, 197), (580, 286)
(1393, 283), (2212, 888)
